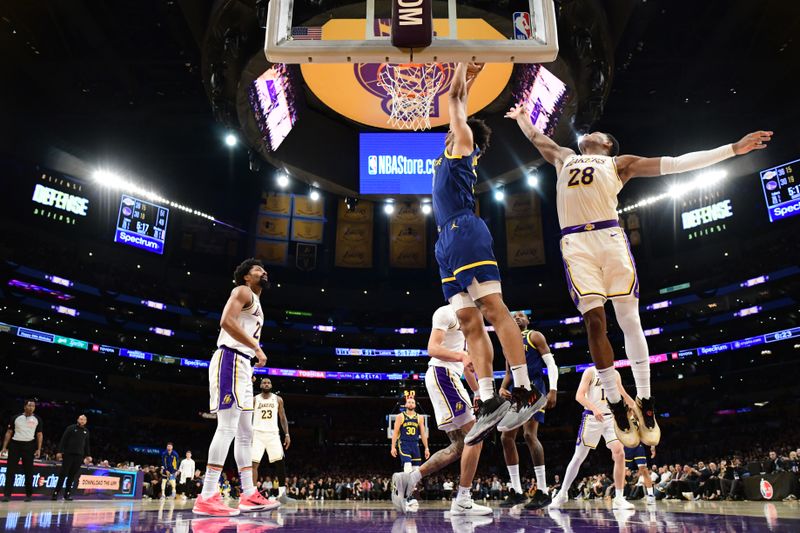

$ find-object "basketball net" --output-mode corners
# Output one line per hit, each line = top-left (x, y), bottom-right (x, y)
(378, 63), (445, 131)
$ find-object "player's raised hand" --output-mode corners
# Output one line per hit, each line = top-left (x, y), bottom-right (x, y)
(254, 346), (267, 368)
(504, 103), (526, 120)
(733, 130), (773, 155)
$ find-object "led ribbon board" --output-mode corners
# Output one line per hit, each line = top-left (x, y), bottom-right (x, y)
(114, 195), (169, 254)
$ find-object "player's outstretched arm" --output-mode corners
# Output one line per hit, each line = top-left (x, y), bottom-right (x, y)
(505, 103), (574, 170)
(448, 63), (482, 157)
(615, 130), (773, 184)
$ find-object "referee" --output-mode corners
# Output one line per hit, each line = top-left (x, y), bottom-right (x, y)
(1, 399), (43, 502)
(51, 414), (92, 501)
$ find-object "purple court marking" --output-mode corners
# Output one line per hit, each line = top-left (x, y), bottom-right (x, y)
(0, 504), (798, 532)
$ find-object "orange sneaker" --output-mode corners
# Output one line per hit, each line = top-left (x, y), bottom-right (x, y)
(238, 490), (281, 512)
(193, 493), (241, 516)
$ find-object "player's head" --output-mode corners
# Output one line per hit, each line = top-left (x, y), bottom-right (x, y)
(445, 118), (492, 155)
(512, 310), (529, 330)
(404, 397), (416, 412)
(578, 132), (619, 156)
(166, 442), (173, 453)
(234, 258), (270, 289)
(77, 414), (87, 427)
(23, 399), (35, 415)
(186, 451), (192, 459)
(261, 378), (272, 394)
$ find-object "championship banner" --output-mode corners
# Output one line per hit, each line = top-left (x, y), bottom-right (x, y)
(291, 218), (324, 244)
(255, 239), (289, 266)
(256, 215), (290, 241)
(259, 192), (292, 215)
(293, 195), (325, 219)
(0, 459), (142, 500)
(505, 192), (545, 267)
(389, 202), (427, 268)
(335, 199), (373, 268)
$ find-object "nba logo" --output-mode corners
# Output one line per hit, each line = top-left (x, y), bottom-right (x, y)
(368, 155), (378, 175)
(760, 479), (774, 499)
(513, 12), (532, 40)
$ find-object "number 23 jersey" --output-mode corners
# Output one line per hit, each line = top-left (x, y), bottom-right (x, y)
(253, 394), (280, 433)
(556, 154), (622, 229)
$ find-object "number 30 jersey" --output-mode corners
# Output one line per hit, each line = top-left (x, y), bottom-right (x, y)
(253, 394), (280, 433)
(216, 288), (263, 357)
(556, 154), (623, 229)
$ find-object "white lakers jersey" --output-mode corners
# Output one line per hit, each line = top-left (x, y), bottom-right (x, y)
(253, 393), (280, 433)
(216, 288), (263, 357)
(584, 367), (614, 414)
(556, 154), (623, 229)
(428, 305), (466, 376)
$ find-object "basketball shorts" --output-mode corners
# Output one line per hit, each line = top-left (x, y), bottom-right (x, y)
(252, 430), (284, 463)
(560, 227), (639, 314)
(529, 374), (546, 424)
(425, 366), (475, 432)
(397, 440), (421, 466)
(435, 213), (501, 305)
(575, 410), (618, 449)
(209, 346), (254, 412)
(625, 444), (648, 468)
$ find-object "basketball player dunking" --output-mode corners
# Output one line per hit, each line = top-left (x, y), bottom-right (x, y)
(507, 103), (772, 447)
(499, 311), (559, 510)
(193, 258), (279, 516)
(252, 378), (296, 504)
(392, 304), (488, 515)
(434, 63), (547, 451)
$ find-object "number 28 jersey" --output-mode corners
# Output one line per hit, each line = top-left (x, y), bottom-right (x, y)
(556, 154), (622, 229)
(216, 288), (263, 357)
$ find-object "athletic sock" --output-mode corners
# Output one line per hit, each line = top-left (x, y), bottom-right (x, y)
(615, 488), (623, 499)
(478, 378), (495, 402)
(631, 363), (652, 399)
(534, 465), (547, 495)
(239, 468), (256, 496)
(201, 467), (222, 499)
(646, 486), (654, 496)
(409, 469), (422, 487)
(457, 486), (471, 500)
(507, 464), (523, 494)
(510, 364), (532, 391)
(596, 366), (622, 403)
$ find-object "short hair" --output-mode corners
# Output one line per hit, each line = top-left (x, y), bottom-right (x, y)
(23, 399), (35, 406)
(605, 133), (620, 157)
(166, 442), (174, 447)
(233, 258), (264, 286)
(467, 118), (492, 154)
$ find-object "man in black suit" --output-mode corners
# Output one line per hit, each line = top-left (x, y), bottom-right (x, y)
(52, 414), (92, 501)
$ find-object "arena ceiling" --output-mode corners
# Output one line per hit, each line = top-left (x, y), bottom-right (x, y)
(0, 0), (797, 224)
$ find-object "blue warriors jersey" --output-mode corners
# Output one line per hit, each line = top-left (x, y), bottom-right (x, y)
(399, 412), (421, 443)
(161, 450), (179, 473)
(522, 329), (545, 377)
(432, 147), (481, 228)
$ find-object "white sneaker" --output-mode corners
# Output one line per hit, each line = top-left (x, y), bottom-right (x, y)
(448, 514), (493, 532)
(549, 492), (568, 509)
(646, 494), (656, 505)
(612, 496), (634, 510)
(391, 472), (407, 513)
(450, 496), (493, 516)
(406, 498), (419, 512)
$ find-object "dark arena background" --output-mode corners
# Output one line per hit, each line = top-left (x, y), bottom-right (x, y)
(1, 0), (799, 531)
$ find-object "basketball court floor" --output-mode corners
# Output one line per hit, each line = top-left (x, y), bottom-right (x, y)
(0, 500), (798, 532)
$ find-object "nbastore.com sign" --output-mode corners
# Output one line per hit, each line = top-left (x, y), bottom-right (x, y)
(359, 132), (445, 194)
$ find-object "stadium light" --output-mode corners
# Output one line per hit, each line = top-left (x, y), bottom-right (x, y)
(309, 188), (320, 201)
(619, 168), (729, 213)
(494, 187), (505, 202)
(421, 203), (432, 215)
(276, 172), (290, 188)
(526, 173), (539, 188)
(384, 201), (395, 215)
(224, 133), (238, 147)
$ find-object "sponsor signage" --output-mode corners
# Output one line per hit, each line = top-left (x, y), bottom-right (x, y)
(114, 195), (169, 255)
(360, 133), (446, 194)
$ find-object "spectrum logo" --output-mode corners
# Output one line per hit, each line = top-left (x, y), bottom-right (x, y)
(114, 229), (164, 255)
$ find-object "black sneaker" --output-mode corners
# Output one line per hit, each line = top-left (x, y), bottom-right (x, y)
(464, 395), (510, 446)
(608, 399), (640, 448)
(64, 493), (73, 501)
(499, 489), (527, 508)
(523, 489), (552, 510)
(497, 385), (547, 432)
(634, 396), (661, 446)
(51, 492), (59, 501)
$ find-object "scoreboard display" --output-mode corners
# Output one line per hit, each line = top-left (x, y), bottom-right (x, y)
(114, 195), (169, 254)
(760, 158), (800, 222)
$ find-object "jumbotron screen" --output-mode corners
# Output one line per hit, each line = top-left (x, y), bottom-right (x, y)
(514, 64), (568, 137)
(359, 132), (446, 194)
(113, 195), (169, 255)
(250, 64), (299, 152)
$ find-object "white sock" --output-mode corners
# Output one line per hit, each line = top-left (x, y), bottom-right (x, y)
(631, 363), (651, 399)
(613, 299), (651, 399)
(615, 488), (623, 499)
(646, 486), (654, 496)
(279, 486), (286, 496)
(561, 445), (590, 497)
(239, 469), (256, 496)
(507, 464), (523, 494)
(201, 467), (222, 499)
(534, 465), (547, 495)
(457, 485), (471, 500)
(478, 378), (495, 401)
(510, 364), (532, 390)
(596, 367), (622, 403)
(410, 469), (422, 487)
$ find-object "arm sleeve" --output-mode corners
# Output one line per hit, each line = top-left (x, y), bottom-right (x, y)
(541, 353), (559, 391)
(659, 144), (735, 175)
(431, 307), (454, 331)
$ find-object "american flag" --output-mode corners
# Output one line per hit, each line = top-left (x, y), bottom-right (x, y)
(291, 26), (322, 40)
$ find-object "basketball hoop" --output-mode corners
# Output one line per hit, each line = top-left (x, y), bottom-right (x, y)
(377, 63), (446, 131)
